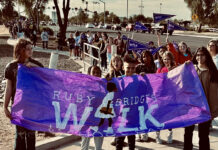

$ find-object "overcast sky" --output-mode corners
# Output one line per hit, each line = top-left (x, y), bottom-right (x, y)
(16, 0), (192, 20)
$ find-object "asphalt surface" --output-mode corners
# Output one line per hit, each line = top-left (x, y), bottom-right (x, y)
(49, 25), (215, 54)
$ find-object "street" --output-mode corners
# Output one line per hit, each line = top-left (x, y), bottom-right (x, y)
(49, 25), (216, 53)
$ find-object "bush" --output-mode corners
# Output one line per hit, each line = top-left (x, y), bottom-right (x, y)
(39, 26), (54, 36)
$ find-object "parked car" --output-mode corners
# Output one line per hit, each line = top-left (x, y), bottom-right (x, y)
(151, 23), (174, 35)
(126, 24), (135, 32)
(49, 22), (56, 26)
(97, 24), (104, 29)
(104, 24), (112, 29)
(143, 23), (152, 33)
(112, 24), (122, 30)
(85, 23), (95, 28)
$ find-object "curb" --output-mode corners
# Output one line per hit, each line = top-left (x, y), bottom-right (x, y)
(36, 134), (81, 150)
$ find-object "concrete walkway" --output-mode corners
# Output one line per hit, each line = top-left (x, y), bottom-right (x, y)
(55, 127), (218, 150)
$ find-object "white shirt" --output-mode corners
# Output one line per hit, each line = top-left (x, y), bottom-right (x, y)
(212, 54), (218, 69)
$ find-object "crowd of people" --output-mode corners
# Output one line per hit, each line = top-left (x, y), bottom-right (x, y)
(6, 19), (38, 46)
(3, 28), (218, 150)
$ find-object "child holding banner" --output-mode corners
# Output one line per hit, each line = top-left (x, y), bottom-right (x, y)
(135, 50), (159, 143)
(4, 39), (44, 150)
(156, 51), (176, 144)
(81, 65), (104, 150)
(184, 47), (218, 150)
(105, 56), (126, 146)
(106, 56), (124, 79)
(115, 54), (138, 150)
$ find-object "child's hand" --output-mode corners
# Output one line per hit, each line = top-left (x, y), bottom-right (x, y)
(140, 72), (146, 77)
(105, 75), (113, 81)
(25, 62), (38, 67)
(4, 107), (12, 120)
(185, 60), (191, 65)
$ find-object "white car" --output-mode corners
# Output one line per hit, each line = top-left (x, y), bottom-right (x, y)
(85, 23), (95, 28)
(97, 24), (104, 29)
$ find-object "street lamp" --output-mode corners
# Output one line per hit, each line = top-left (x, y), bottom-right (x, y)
(160, 3), (162, 13)
(127, 0), (128, 24)
(99, 0), (105, 25)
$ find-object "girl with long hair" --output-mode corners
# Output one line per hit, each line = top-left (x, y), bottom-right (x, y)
(4, 39), (44, 150)
(156, 51), (176, 144)
(136, 50), (156, 75)
(184, 47), (218, 150)
(207, 39), (218, 69)
(157, 51), (176, 73)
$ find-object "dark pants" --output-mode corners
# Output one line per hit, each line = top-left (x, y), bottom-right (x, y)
(116, 135), (135, 150)
(101, 52), (107, 69)
(184, 120), (211, 150)
(42, 41), (48, 49)
(15, 125), (36, 150)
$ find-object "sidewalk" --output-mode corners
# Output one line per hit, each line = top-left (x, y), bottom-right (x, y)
(55, 127), (218, 150)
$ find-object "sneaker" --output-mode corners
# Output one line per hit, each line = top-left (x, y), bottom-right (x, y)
(136, 138), (143, 142)
(123, 142), (128, 147)
(90, 126), (98, 132)
(167, 131), (173, 144)
(110, 141), (116, 146)
(156, 132), (162, 144)
(142, 133), (149, 142)
(104, 127), (113, 133)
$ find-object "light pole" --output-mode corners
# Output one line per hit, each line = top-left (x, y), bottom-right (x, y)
(160, 3), (162, 13)
(99, 0), (105, 25)
(127, 0), (128, 24)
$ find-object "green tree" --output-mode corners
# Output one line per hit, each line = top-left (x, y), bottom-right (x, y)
(108, 12), (120, 24)
(133, 14), (146, 22)
(18, 0), (49, 28)
(0, 0), (18, 22)
(128, 16), (134, 23)
(77, 9), (89, 24)
(92, 11), (100, 24)
(99, 11), (109, 24)
(184, 0), (218, 32)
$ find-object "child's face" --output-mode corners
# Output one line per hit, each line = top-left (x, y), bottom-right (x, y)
(123, 62), (136, 76)
(158, 48), (165, 57)
(179, 44), (187, 54)
(196, 51), (206, 65)
(163, 55), (171, 67)
(24, 44), (33, 58)
(142, 54), (151, 64)
(109, 38), (113, 44)
(208, 42), (216, 55)
(91, 68), (101, 77)
(113, 59), (122, 71)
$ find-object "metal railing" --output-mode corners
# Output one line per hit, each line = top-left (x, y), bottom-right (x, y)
(83, 43), (101, 72)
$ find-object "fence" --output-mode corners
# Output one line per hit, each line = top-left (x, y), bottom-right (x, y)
(82, 43), (101, 72)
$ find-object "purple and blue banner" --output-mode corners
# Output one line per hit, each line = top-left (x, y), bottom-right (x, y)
(153, 13), (175, 23)
(11, 64), (211, 137)
(134, 22), (148, 31)
(168, 21), (187, 31)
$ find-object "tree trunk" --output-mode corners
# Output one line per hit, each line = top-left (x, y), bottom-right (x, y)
(198, 23), (202, 33)
(53, 0), (70, 48)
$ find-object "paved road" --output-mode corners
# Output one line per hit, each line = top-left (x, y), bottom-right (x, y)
(49, 25), (215, 54)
